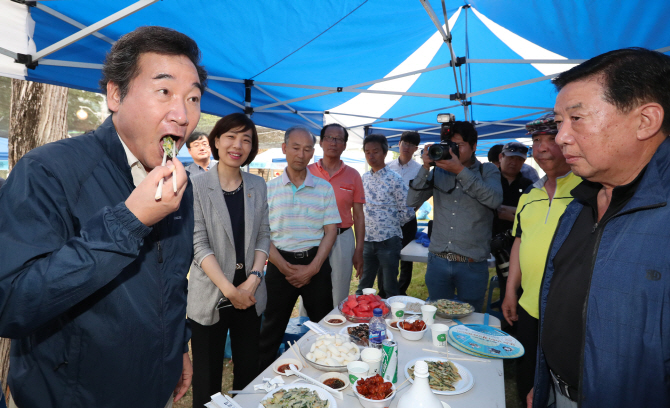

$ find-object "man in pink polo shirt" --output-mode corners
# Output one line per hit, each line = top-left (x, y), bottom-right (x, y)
(307, 124), (366, 308)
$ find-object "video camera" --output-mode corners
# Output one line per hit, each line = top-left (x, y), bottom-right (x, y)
(427, 113), (459, 162)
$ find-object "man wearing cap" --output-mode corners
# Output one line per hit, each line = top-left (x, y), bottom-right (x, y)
(408, 121), (502, 312)
(500, 114), (581, 407)
(488, 143), (539, 183)
(493, 142), (534, 237)
(386, 131), (422, 296)
(531, 48), (670, 408)
(492, 142), (533, 302)
(307, 123), (365, 308)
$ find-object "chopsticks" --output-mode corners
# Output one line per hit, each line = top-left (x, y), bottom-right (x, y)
(289, 340), (307, 367)
(422, 348), (492, 362)
(155, 149), (168, 200)
(155, 138), (178, 201)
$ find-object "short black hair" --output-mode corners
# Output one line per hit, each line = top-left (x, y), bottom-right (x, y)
(363, 134), (388, 155)
(487, 144), (503, 163)
(400, 131), (420, 146)
(186, 131), (208, 149)
(100, 26), (207, 101)
(446, 121), (478, 147)
(208, 113), (259, 167)
(320, 123), (349, 143)
(553, 47), (670, 134)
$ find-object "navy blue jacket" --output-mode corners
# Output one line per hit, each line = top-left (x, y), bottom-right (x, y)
(0, 117), (194, 408)
(534, 138), (670, 407)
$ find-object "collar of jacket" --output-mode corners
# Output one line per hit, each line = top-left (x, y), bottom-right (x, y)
(93, 115), (135, 188)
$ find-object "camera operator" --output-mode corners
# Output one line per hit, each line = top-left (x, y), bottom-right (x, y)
(408, 121), (502, 312)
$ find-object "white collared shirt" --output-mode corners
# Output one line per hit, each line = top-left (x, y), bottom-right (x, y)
(117, 133), (148, 187)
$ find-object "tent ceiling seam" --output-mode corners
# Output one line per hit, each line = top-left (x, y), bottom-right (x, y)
(250, 0), (369, 79)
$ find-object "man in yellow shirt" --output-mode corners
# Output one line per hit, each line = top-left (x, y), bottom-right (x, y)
(501, 113), (581, 406)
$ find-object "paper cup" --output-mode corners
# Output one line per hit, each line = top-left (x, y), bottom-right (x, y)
(390, 302), (406, 321)
(431, 323), (449, 347)
(347, 361), (370, 385)
(421, 305), (437, 326)
(362, 288), (377, 296)
(360, 347), (383, 376)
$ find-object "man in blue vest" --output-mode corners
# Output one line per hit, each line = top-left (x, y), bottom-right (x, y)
(532, 48), (670, 408)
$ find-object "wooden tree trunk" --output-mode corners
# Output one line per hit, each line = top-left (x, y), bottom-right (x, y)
(8, 78), (69, 169)
(2, 79), (69, 400)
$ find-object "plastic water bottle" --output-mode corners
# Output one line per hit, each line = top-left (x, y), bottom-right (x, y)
(368, 308), (387, 349)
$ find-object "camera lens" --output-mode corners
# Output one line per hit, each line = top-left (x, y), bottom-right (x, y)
(428, 144), (448, 161)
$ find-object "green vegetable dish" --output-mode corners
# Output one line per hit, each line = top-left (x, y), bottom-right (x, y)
(408, 360), (462, 391)
(162, 137), (175, 158)
(261, 387), (330, 408)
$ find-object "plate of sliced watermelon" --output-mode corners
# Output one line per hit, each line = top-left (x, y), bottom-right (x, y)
(338, 294), (391, 323)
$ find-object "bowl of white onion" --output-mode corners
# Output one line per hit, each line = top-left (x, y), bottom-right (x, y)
(299, 333), (361, 372)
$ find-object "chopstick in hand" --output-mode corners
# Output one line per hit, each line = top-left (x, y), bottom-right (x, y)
(155, 150), (168, 200)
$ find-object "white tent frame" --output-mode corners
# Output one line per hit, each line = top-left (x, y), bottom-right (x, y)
(2, 0), (668, 142)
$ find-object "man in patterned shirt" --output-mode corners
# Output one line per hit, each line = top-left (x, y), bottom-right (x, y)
(357, 134), (413, 297)
(259, 125), (341, 369)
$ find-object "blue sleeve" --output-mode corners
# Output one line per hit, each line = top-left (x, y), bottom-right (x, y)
(0, 157), (151, 338)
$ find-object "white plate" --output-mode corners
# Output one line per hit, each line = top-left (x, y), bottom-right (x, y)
(258, 383), (337, 408)
(385, 319), (400, 331)
(339, 323), (394, 341)
(404, 357), (474, 395)
(386, 296), (426, 314)
(323, 314), (346, 326)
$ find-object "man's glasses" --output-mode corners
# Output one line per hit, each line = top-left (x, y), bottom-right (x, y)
(323, 136), (345, 144)
(191, 142), (210, 149)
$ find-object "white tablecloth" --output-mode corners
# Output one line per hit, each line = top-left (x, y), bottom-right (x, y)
(233, 311), (505, 408)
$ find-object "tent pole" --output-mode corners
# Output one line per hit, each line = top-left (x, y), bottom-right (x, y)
(254, 85), (321, 129)
(205, 88), (245, 110)
(35, 4), (116, 45)
(32, 0), (160, 62)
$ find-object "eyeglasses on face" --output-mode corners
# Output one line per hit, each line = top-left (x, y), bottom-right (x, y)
(323, 136), (345, 144)
(191, 142), (210, 149)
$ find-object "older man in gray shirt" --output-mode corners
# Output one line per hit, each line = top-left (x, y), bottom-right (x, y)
(407, 121), (502, 312)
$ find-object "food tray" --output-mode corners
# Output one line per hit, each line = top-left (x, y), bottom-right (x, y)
(426, 298), (475, 319)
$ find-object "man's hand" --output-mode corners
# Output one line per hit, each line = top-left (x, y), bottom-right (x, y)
(526, 387), (534, 408)
(421, 143), (464, 174)
(173, 352), (192, 402)
(286, 263), (318, 288)
(276, 259), (299, 278)
(353, 248), (364, 278)
(126, 158), (188, 226)
(502, 291), (519, 326)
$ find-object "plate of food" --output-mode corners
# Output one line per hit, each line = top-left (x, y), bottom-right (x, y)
(299, 333), (361, 372)
(404, 357), (474, 395)
(385, 319), (400, 331)
(427, 299), (475, 319)
(339, 294), (391, 323)
(339, 323), (393, 346)
(386, 295), (425, 314)
(259, 383), (336, 408)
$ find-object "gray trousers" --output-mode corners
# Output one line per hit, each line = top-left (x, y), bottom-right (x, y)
(300, 228), (355, 315)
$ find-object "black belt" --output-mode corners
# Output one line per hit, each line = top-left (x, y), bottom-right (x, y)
(432, 251), (476, 262)
(278, 246), (319, 259)
(337, 227), (350, 235)
(550, 370), (578, 402)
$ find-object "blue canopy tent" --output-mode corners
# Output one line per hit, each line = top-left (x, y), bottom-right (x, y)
(1, 0), (669, 150)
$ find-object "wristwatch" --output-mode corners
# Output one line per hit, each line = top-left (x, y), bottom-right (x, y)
(250, 270), (263, 280)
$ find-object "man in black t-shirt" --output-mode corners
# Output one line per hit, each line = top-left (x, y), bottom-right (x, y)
(531, 48), (670, 408)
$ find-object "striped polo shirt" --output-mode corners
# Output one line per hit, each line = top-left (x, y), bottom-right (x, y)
(267, 168), (341, 252)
